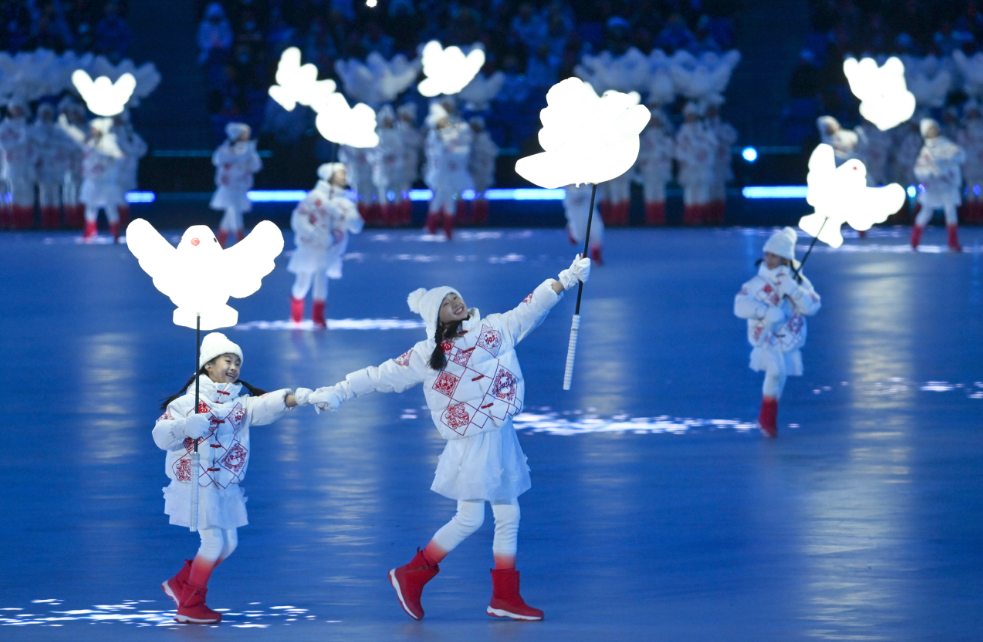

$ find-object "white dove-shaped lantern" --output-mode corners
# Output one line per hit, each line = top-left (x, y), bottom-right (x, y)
(126, 219), (284, 330)
(269, 47), (338, 111)
(842, 56), (916, 131)
(71, 69), (136, 116)
(417, 41), (485, 98)
(515, 77), (651, 189)
(315, 93), (379, 148)
(798, 144), (906, 248)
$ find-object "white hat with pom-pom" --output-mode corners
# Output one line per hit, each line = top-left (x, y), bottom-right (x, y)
(763, 226), (799, 265)
(407, 286), (460, 341)
(317, 162), (346, 183)
(199, 332), (243, 369)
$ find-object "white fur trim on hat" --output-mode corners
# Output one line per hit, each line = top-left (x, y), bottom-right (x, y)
(763, 226), (798, 262)
(199, 332), (243, 369)
(317, 162), (345, 182)
(225, 122), (250, 141)
(920, 118), (939, 137)
(408, 286), (460, 340)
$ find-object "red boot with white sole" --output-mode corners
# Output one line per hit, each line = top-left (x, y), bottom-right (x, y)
(758, 396), (778, 438)
(487, 569), (543, 621)
(389, 548), (439, 620)
(175, 582), (222, 624)
(162, 559), (193, 608)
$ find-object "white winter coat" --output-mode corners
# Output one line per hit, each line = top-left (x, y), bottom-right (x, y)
(344, 279), (562, 500)
(80, 134), (124, 207)
(469, 130), (499, 193)
(338, 145), (375, 202)
(287, 181), (364, 276)
(709, 118), (737, 185)
(116, 127), (147, 193)
(734, 263), (822, 376)
(369, 127), (405, 193)
(152, 376), (293, 529)
(30, 121), (76, 184)
(425, 124), (474, 194)
(636, 125), (674, 183)
(674, 122), (717, 187)
(210, 140), (262, 212)
(915, 136), (965, 208)
(397, 121), (423, 189)
(0, 117), (36, 183)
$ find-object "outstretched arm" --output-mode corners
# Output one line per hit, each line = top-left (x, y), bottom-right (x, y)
(499, 255), (591, 345)
(310, 343), (429, 411)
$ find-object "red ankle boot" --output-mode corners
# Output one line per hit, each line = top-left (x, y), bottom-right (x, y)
(487, 569), (543, 621)
(175, 583), (221, 624)
(590, 244), (604, 266)
(312, 300), (327, 327)
(389, 548), (439, 620)
(644, 202), (664, 226)
(235, 229), (244, 244)
(758, 396), (779, 438)
(948, 224), (962, 251)
(216, 229), (229, 248)
(41, 207), (60, 229)
(911, 224), (924, 250)
(425, 211), (441, 234)
(290, 296), (305, 323)
(162, 560), (193, 608)
(82, 220), (97, 241)
(443, 212), (455, 240)
(109, 222), (120, 243)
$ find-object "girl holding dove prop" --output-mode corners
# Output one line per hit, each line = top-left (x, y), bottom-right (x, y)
(309, 256), (590, 621)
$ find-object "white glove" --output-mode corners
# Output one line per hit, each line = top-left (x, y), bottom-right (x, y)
(776, 273), (800, 299)
(558, 255), (592, 290)
(179, 415), (212, 440)
(309, 384), (346, 413)
(763, 306), (786, 326)
(293, 388), (314, 406)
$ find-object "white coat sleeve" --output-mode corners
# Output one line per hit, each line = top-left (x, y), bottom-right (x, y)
(244, 389), (293, 426)
(496, 279), (562, 346)
(338, 200), (364, 233)
(345, 342), (430, 397)
(291, 198), (323, 237)
(788, 277), (822, 316)
(249, 147), (263, 173)
(734, 283), (768, 320)
(152, 395), (194, 451)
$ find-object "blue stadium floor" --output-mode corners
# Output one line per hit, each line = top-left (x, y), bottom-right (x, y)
(1, 224), (981, 641)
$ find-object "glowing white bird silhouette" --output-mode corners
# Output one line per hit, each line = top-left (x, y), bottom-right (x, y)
(798, 144), (907, 248)
(953, 50), (983, 97)
(515, 77), (650, 189)
(126, 219), (284, 330)
(417, 41), (485, 97)
(842, 56), (916, 131)
(71, 70), (136, 116)
(269, 47), (337, 111)
(315, 93), (379, 148)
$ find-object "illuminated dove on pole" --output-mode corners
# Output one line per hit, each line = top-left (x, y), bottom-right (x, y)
(315, 93), (380, 148)
(417, 41), (485, 97)
(126, 218), (283, 531)
(798, 143), (906, 259)
(515, 77), (650, 390)
(842, 56), (916, 131)
(268, 47), (338, 111)
(71, 69), (136, 116)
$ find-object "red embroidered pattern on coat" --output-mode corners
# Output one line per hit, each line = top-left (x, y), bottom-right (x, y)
(490, 366), (518, 403)
(441, 340), (453, 353)
(522, 293), (533, 304)
(787, 314), (804, 335)
(476, 327), (502, 356)
(228, 403), (245, 429)
(752, 326), (764, 341)
(220, 443), (248, 475)
(449, 346), (472, 367)
(432, 371), (460, 397)
(175, 457), (192, 482)
(197, 401), (211, 414)
(395, 349), (413, 366)
(442, 403), (471, 435)
(158, 410), (173, 422)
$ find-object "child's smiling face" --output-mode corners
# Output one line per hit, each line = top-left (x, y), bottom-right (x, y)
(764, 252), (790, 270)
(438, 293), (469, 324)
(206, 353), (241, 384)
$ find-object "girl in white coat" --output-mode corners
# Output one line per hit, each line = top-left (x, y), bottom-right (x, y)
(563, 182), (604, 264)
(369, 105), (405, 226)
(674, 102), (718, 226)
(211, 122), (262, 248)
(424, 103), (473, 239)
(734, 228), (821, 437)
(113, 111), (147, 228)
(287, 162), (364, 327)
(912, 118), (967, 251)
(154, 332), (310, 624)
(635, 107), (674, 226)
(309, 255), (591, 622)
(30, 103), (77, 229)
(63, 118), (125, 242)
(0, 100), (36, 230)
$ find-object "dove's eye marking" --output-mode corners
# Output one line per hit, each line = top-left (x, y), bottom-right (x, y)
(191, 238), (200, 246)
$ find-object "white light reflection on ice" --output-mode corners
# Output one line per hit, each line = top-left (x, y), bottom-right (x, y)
(510, 410), (758, 435)
(234, 318), (425, 331)
(0, 601), (314, 628)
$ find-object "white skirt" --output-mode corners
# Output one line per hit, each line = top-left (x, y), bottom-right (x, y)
(431, 419), (531, 501)
(80, 179), (122, 208)
(287, 244), (330, 274)
(163, 480), (248, 530)
(210, 186), (252, 213)
(750, 346), (804, 377)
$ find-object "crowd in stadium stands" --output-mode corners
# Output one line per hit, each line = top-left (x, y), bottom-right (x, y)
(783, 0), (983, 145)
(0, 0), (131, 60)
(196, 0), (739, 154)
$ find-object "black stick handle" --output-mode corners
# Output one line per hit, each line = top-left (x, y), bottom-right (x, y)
(574, 183), (598, 314)
(194, 315), (200, 454)
(793, 216), (827, 281)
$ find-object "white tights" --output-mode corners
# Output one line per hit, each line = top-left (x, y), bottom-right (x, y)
(85, 205), (119, 224)
(760, 351), (788, 399)
(915, 202), (958, 226)
(219, 206), (244, 232)
(198, 527), (238, 563)
(431, 499), (520, 558)
(291, 271), (327, 300)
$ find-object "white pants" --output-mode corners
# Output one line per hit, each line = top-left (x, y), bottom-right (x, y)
(640, 173), (668, 203)
(85, 204), (119, 223)
(219, 206), (244, 232)
(291, 271), (328, 300)
(431, 498), (520, 558)
(429, 187), (458, 214)
(198, 527), (238, 562)
(915, 202), (958, 226)
(9, 178), (34, 206)
(759, 348), (788, 399)
(38, 182), (61, 207)
(682, 182), (711, 206)
(603, 178), (630, 203)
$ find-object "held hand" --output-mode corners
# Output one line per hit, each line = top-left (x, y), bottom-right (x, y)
(558, 254), (592, 291)
(181, 414), (212, 440)
(763, 306), (786, 326)
(776, 273), (800, 299)
(309, 385), (345, 413)
(293, 388), (314, 406)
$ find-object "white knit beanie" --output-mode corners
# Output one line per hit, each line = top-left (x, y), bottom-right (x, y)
(763, 226), (798, 262)
(407, 286), (460, 341)
(199, 332), (243, 369)
(225, 121), (250, 141)
(920, 118), (939, 137)
(317, 162), (345, 182)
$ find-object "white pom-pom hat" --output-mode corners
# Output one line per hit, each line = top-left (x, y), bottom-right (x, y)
(408, 286), (460, 341)
(199, 332), (243, 369)
(920, 118), (940, 137)
(317, 162), (345, 183)
(763, 227), (799, 265)
(225, 122), (250, 141)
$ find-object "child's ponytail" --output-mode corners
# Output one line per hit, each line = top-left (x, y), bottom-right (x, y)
(428, 317), (467, 371)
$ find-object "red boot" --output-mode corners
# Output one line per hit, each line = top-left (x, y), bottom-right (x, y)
(757, 396), (778, 438)
(65, 204), (84, 228)
(162, 560), (193, 608)
(82, 220), (97, 241)
(425, 210), (441, 235)
(456, 199), (470, 225)
(175, 583), (221, 624)
(235, 229), (244, 244)
(948, 224), (962, 252)
(109, 222), (120, 243)
(118, 205), (130, 229)
(590, 244), (604, 266)
(487, 569), (543, 621)
(645, 201), (665, 226)
(567, 225), (577, 245)
(216, 229), (229, 248)
(400, 200), (413, 226)
(14, 205), (32, 229)
(41, 207), (60, 229)
(910, 224), (924, 250)
(443, 212), (455, 240)
(312, 299), (327, 328)
(389, 548), (440, 620)
(599, 201), (612, 225)
(473, 199), (489, 225)
(290, 296), (305, 323)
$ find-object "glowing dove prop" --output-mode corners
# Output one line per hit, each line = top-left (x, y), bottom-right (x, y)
(269, 47), (337, 111)
(515, 77), (651, 188)
(71, 69), (135, 116)
(953, 50), (983, 97)
(315, 93), (379, 148)
(125, 219), (284, 330)
(842, 56), (916, 131)
(417, 41), (485, 97)
(798, 144), (906, 248)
